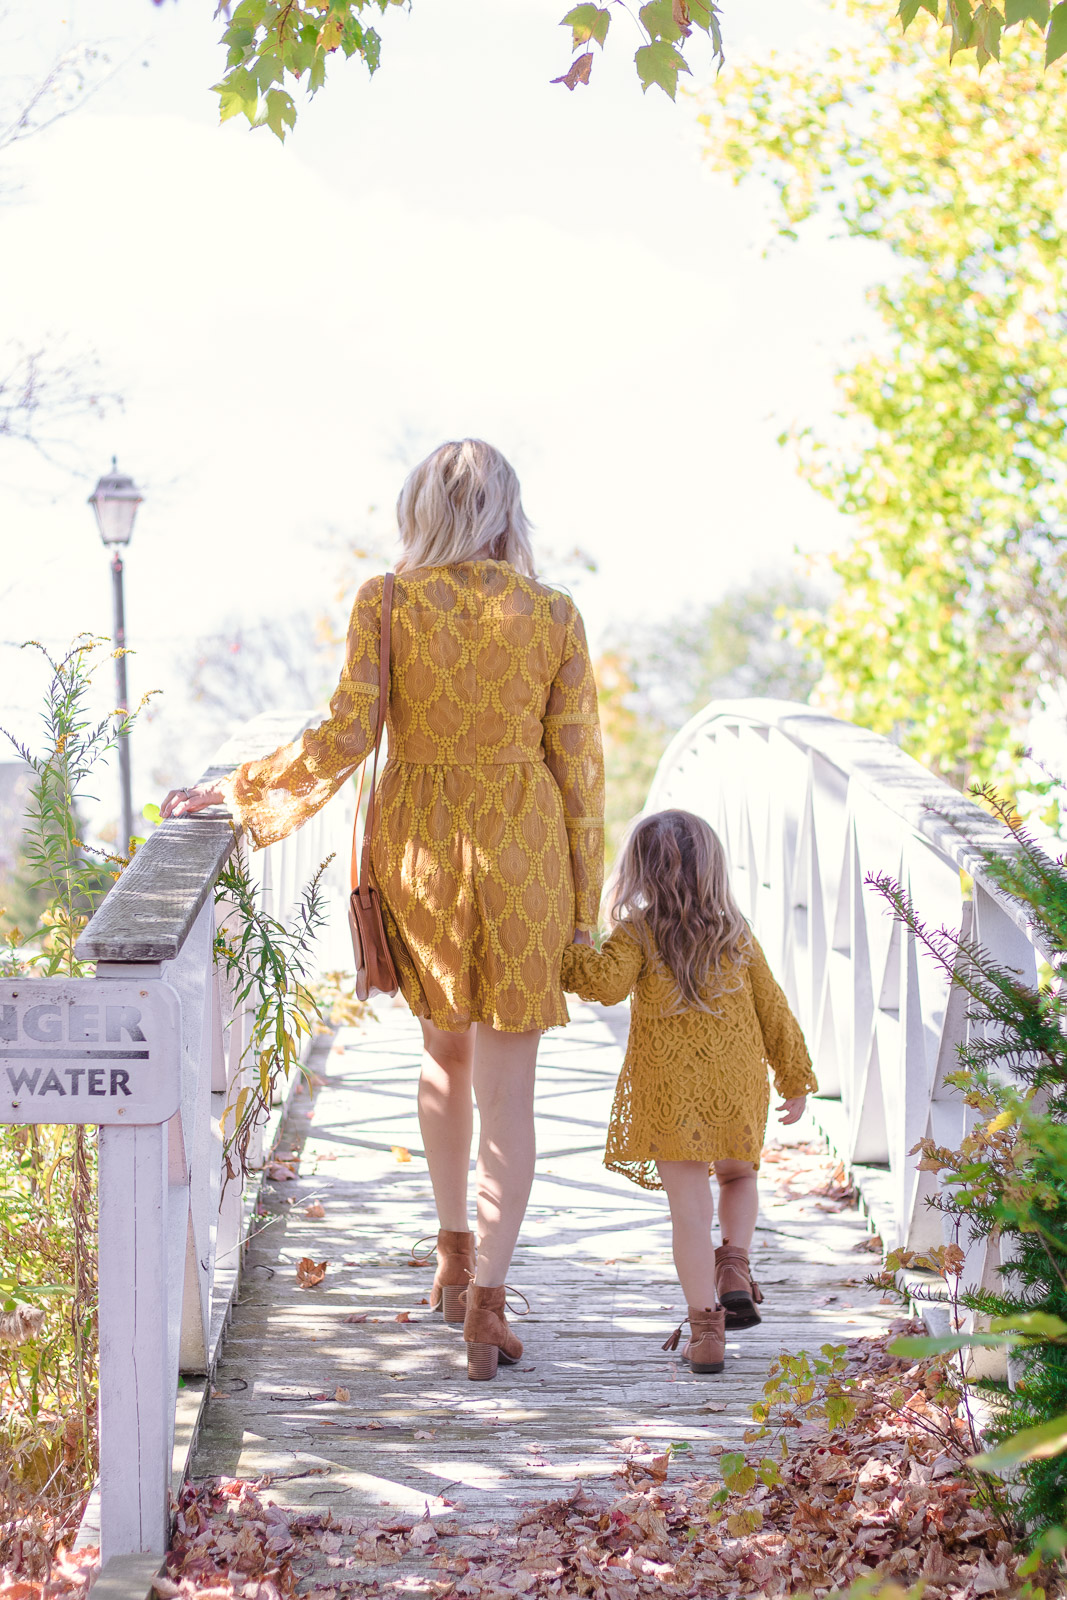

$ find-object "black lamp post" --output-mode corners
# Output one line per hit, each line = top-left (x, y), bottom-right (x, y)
(88, 460), (144, 854)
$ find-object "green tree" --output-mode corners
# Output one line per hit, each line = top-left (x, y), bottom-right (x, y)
(700, 0), (1067, 787)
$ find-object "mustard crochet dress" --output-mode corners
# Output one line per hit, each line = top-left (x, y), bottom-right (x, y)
(561, 924), (817, 1188)
(227, 561), (605, 1033)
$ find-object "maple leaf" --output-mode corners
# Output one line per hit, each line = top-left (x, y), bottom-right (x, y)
(304, 1200), (326, 1217)
(551, 50), (594, 88)
(296, 1257), (328, 1287)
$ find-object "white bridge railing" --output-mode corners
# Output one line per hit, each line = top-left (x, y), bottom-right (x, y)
(18, 711), (346, 1568)
(648, 699), (1044, 1326)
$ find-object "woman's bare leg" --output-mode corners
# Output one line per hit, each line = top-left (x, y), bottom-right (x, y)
(656, 1159), (718, 1308)
(471, 1025), (540, 1286)
(713, 1158), (760, 1252)
(418, 1019), (475, 1232)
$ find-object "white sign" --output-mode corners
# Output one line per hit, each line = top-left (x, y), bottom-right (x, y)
(0, 980), (182, 1126)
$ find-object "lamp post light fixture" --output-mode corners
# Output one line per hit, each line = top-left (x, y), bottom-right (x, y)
(88, 459), (144, 854)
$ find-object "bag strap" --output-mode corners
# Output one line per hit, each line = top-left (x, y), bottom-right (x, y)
(351, 571), (394, 900)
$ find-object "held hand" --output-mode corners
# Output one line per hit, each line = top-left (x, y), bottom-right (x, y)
(777, 1096), (806, 1126)
(160, 781), (226, 820)
(573, 929), (594, 947)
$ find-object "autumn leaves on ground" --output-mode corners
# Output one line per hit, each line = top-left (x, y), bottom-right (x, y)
(11, 1142), (1060, 1600)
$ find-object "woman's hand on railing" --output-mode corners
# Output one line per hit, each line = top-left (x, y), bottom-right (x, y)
(160, 781), (226, 819)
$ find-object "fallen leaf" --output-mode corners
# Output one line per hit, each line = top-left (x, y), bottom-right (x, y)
(391, 1145), (412, 1163)
(344, 1312), (367, 1323)
(414, 1429), (437, 1440)
(334, 1386), (350, 1403)
(266, 1162), (296, 1181)
(396, 1311), (412, 1323)
(296, 1257), (328, 1288)
(304, 1201), (326, 1218)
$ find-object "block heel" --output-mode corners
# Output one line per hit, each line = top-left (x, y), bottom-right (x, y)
(441, 1284), (466, 1325)
(462, 1284), (524, 1382)
(466, 1341), (500, 1380)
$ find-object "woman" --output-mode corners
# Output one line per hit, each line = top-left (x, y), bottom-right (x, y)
(162, 439), (605, 1381)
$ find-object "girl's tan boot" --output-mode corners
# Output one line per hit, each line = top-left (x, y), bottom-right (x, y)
(663, 1306), (726, 1374)
(715, 1240), (763, 1330)
(429, 1229), (476, 1324)
(462, 1285), (523, 1381)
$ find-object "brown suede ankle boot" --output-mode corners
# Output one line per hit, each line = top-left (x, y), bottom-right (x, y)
(662, 1307), (726, 1374)
(429, 1230), (476, 1324)
(462, 1285), (523, 1381)
(715, 1240), (763, 1330)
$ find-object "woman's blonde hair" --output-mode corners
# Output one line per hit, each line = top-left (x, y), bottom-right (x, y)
(608, 809), (751, 1011)
(395, 439), (535, 575)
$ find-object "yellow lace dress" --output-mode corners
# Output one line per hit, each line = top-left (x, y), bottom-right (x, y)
(226, 561), (605, 1033)
(561, 925), (817, 1187)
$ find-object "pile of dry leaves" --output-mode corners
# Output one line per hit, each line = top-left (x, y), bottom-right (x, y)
(128, 1327), (1057, 1600)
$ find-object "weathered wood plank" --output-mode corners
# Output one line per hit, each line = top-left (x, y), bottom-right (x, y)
(76, 820), (237, 962)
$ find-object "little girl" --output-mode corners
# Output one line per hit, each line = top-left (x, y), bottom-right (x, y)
(561, 809), (817, 1374)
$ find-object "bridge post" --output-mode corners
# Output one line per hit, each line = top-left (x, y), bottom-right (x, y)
(97, 1116), (171, 1558)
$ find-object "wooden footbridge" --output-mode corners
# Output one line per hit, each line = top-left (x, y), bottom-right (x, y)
(21, 700), (1045, 1591)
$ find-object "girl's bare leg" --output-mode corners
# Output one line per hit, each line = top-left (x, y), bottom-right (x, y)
(656, 1159), (718, 1307)
(713, 1158), (760, 1251)
(471, 1025), (540, 1286)
(418, 1019), (475, 1232)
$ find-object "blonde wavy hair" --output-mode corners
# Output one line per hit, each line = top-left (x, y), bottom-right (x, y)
(395, 439), (536, 575)
(608, 809), (751, 1012)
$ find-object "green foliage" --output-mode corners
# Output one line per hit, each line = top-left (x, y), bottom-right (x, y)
(747, 1344), (859, 1445)
(212, 0), (724, 124)
(213, 844), (332, 1175)
(700, 1), (1067, 790)
(213, 0), (408, 140)
(0, 637), (150, 1562)
(870, 793), (1067, 1535)
(896, 0), (1067, 65)
(0, 638), (133, 976)
(554, 0), (722, 97)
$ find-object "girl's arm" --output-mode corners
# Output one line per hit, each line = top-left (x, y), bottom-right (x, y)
(747, 939), (819, 1099)
(227, 576), (386, 849)
(561, 925), (643, 1006)
(543, 599), (605, 939)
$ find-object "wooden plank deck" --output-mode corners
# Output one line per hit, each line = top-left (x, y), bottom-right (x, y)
(190, 1000), (894, 1561)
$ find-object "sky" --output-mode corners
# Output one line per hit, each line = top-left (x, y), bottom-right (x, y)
(0, 0), (883, 826)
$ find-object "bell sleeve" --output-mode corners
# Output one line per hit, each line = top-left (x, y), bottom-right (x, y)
(543, 599), (605, 937)
(748, 939), (818, 1099)
(561, 925), (643, 1006)
(225, 575), (384, 850)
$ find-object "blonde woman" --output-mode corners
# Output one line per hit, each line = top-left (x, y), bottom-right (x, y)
(561, 810), (816, 1374)
(162, 440), (605, 1382)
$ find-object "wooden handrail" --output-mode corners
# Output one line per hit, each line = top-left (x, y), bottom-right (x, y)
(76, 709), (322, 964)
